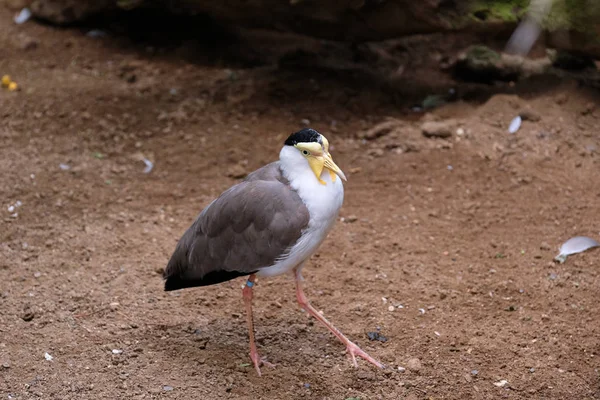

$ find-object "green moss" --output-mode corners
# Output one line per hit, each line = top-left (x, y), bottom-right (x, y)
(543, 0), (600, 34)
(470, 0), (530, 23)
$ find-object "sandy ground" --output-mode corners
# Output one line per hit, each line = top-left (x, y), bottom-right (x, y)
(1, 7), (600, 400)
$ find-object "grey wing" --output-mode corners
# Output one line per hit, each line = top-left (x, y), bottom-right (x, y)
(163, 177), (309, 290)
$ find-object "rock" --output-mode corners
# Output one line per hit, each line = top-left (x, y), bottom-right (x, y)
(550, 50), (596, 71)
(19, 0), (600, 59)
(540, 242), (551, 251)
(22, 312), (34, 322)
(226, 164), (247, 179)
(367, 148), (384, 158)
(30, 0), (115, 25)
(362, 120), (400, 140)
(421, 121), (453, 139)
(343, 215), (358, 223)
(406, 357), (422, 372)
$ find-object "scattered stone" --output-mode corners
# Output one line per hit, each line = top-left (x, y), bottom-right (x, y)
(366, 331), (388, 342)
(406, 358), (422, 372)
(397, 366), (406, 372)
(367, 148), (384, 158)
(226, 164), (247, 179)
(494, 379), (508, 387)
(471, 369), (479, 376)
(112, 349), (123, 354)
(540, 242), (551, 251)
(2, 362), (10, 369)
(421, 121), (453, 138)
(453, 45), (519, 83)
(109, 302), (120, 310)
(163, 385), (173, 391)
(362, 120), (400, 140)
(22, 312), (34, 322)
(344, 215), (358, 223)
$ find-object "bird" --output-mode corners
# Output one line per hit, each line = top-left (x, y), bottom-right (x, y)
(163, 128), (383, 375)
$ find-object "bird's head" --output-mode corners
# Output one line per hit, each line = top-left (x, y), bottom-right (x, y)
(282, 128), (346, 185)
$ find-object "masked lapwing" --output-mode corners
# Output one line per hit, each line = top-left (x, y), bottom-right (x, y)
(163, 128), (383, 375)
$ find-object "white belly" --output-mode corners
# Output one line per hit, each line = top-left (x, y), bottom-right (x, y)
(257, 169), (344, 277)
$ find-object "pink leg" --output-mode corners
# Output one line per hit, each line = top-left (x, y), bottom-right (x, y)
(242, 274), (274, 376)
(294, 269), (384, 368)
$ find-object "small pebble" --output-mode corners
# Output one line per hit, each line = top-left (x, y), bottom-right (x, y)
(471, 369), (478, 375)
(406, 358), (422, 372)
(422, 121), (453, 138)
(387, 305), (395, 312)
(397, 366), (406, 373)
(163, 385), (173, 391)
(112, 349), (123, 354)
(303, 383), (310, 389)
(22, 312), (34, 322)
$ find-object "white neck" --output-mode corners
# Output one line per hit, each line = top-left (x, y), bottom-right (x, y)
(278, 145), (344, 223)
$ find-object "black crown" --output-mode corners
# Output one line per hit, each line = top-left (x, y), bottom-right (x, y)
(284, 128), (322, 146)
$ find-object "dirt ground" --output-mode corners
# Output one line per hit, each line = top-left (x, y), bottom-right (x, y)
(1, 7), (600, 400)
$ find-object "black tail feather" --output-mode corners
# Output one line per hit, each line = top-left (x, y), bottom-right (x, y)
(164, 269), (256, 291)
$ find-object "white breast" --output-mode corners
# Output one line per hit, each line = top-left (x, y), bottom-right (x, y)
(256, 147), (344, 277)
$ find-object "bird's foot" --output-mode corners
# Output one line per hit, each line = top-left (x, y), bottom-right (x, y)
(250, 351), (276, 376)
(346, 341), (384, 369)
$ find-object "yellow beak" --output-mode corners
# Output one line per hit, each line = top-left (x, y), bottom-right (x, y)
(307, 153), (347, 185)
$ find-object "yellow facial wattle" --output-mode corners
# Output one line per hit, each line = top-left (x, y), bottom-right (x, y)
(295, 137), (346, 185)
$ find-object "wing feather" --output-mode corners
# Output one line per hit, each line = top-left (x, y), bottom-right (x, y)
(163, 162), (309, 290)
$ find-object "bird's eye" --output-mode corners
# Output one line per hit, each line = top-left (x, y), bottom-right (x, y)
(302, 150), (309, 155)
